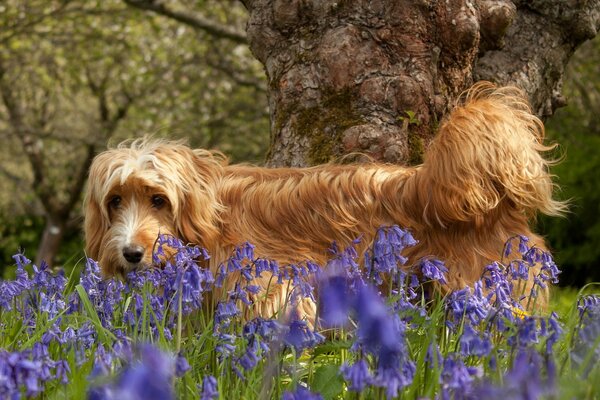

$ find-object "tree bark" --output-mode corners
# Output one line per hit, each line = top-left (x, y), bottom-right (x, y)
(241, 0), (600, 167)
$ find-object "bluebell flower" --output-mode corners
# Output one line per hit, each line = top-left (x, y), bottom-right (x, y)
(39, 292), (66, 319)
(200, 375), (219, 400)
(420, 259), (449, 285)
(459, 324), (491, 357)
(175, 354), (190, 377)
(366, 226), (416, 285)
(0, 349), (48, 398)
(513, 316), (539, 348)
(470, 349), (555, 400)
(318, 275), (352, 327)
(284, 315), (325, 353)
(54, 359), (70, 384)
(440, 354), (479, 400)
(215, 332), (237, 358)
(374, 347), (416, 398)
(237, 339), (261, 370)
(282, 385), (323, 400)
(543, 312), (563, 354)
(446, 282), (490, 327)
(354, 284), (400, 353)
(88, 344), (177, 400)
(572, 295), (600, 375)
(214, 300), (240, 327)
(349, 284), (415, 398)
(340, 359), (372, 392)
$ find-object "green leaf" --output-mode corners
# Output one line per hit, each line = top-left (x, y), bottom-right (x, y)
(75, 284), (117, 345)
(311, 364), (344, 400)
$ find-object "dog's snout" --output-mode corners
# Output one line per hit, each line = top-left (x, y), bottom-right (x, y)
(122, 245), (145, 264)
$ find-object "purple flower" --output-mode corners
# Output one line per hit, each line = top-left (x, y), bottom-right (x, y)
(459, 324), (491, 357)
(354, 284), (400, 352)
(440, 354), (479, 400)
(282, 385), (323, 400)
(366, 226), (416, 285)
(420, 259), (449, 285)
(352, 284), (415, 397)
(88, 344), (176, 400)
(341, 359), (372, 392)
(318, 275), (352, 327)
(175, 354), (190, 377)
(200, 375), (218, 400)
(572, 295), (600, 374)
(512, 317), (539, 348)
(470, 349), (555, 400)
(284, 316), (325, 353)
(214, 300), (240, 327)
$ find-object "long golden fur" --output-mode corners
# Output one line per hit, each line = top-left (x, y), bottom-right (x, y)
(84, 82), (565, 320)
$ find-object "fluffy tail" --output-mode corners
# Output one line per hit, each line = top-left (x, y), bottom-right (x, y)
(419, 81), (566, 227)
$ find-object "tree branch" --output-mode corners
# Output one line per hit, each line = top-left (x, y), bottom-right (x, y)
(123, 0), (248, 44)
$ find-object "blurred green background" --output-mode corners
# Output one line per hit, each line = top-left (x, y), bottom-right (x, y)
(0, 1), (598, 287)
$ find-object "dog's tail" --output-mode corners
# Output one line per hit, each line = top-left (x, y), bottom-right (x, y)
(418, 81), (566, 227)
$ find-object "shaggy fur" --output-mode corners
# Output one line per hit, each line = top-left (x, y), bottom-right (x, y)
(84, 82), (565, 320)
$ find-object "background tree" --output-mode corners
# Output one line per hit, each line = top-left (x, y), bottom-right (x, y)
(0, 0), (268, 268)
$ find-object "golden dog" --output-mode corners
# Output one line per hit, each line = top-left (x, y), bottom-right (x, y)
(84, 82), (565, 319)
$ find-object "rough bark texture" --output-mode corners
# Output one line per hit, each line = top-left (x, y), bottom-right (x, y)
(241, 0), (600, 167)
(475, 0), (600, 117)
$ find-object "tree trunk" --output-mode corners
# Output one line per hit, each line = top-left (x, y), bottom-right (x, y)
(241, 0), (600, 167)
(36, 214), (67, 266)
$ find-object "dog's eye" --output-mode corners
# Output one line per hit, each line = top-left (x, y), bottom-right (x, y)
(151, 195), (166, 209)
(108, 195), (121, 210)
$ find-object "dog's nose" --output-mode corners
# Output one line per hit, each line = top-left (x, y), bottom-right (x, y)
(122, 245), (145, 264)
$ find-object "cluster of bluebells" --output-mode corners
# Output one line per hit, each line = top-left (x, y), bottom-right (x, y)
(1, 227), (600, 399)
(317, 229), (585, 399)
(571, 295), (600, 376)
(88, 343), (192, 400)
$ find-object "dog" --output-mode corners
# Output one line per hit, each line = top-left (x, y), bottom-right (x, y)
(84, 82), (565, 320)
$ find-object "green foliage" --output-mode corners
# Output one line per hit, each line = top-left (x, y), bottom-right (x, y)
(541, 35), (600, 286)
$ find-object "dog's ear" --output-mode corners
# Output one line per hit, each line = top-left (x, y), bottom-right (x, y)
(156, 145), (226, 250)
(419, 82), (566, 227)
(84, 153), (111, 261)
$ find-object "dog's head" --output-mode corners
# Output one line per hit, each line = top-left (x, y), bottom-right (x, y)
(84, 139), (225, 277)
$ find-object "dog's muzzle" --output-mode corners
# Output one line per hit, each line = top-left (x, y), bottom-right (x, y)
(122, 244), (145, 265)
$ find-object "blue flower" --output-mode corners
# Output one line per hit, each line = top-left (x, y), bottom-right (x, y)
(318, 275), (352, 327)
(459, 324), (491, 357)
(470, 349), (555, 400)
(200, 375), (218, 400)
(572, 295), (600, 375)
(175, 354), (190, 377)
(420, 259), (449, 285)
(282, 385), (323, 400)
(214, 300), (240, 327)
(88, 344), (176, 400)
(365, 226), (416, 285)
(340, 359), (372, 392)
(440, 354), (479, 400)
(284, 315), (325, 353)
(351, 284), (415, 397)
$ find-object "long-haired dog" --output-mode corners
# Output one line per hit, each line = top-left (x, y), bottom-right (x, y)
(84, 82), (565, 320)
